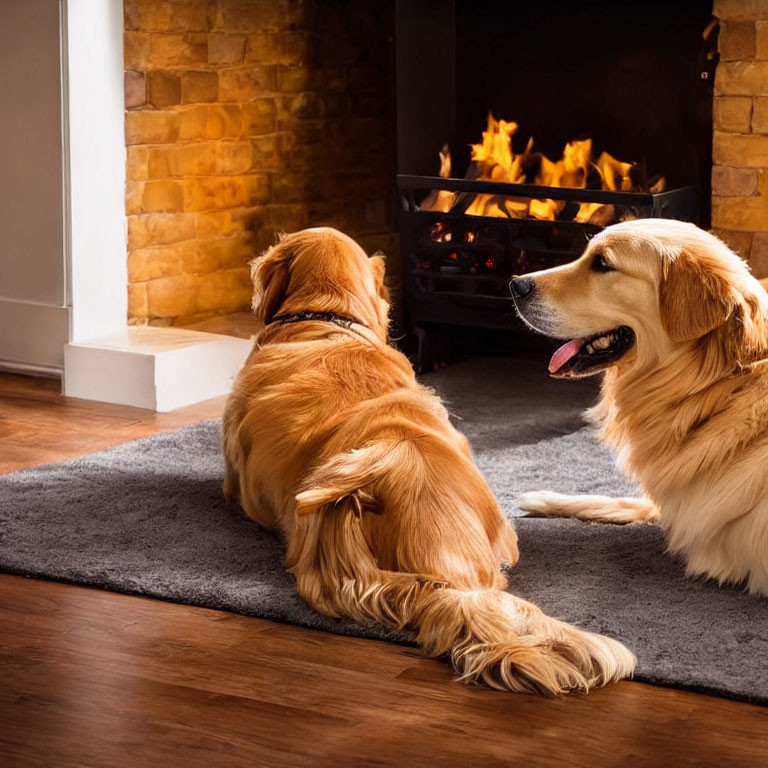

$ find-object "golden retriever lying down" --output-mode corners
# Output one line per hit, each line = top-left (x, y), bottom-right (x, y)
(222, 227), (634, 695)
(511, 219), (768, 596)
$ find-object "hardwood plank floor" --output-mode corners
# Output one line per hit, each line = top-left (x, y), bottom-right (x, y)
(0, 372), (766, 767)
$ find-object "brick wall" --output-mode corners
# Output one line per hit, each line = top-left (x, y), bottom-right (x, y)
(712, 0), (768, 276)
(124, 0), (397, 326)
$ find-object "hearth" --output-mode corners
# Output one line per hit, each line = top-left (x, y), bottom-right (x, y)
(395, 0), (715, 370)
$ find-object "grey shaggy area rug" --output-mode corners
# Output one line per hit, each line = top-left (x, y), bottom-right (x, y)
(1, 357), (766, 705)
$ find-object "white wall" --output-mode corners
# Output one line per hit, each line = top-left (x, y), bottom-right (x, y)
(0, 0), (68, 372)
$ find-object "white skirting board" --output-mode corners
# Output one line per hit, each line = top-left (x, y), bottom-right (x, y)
(63, 327), (252, 412)
(0, 299), (69, 372)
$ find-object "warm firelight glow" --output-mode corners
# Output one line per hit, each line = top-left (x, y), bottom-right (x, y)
(423, 113), (666, 224)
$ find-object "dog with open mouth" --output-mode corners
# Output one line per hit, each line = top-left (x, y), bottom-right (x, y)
(511, 218), (768, 596)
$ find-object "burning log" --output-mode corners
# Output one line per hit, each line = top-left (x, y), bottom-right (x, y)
(420, 143), (455, 212)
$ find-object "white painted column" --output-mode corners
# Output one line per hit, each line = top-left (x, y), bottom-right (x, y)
(62, 0), (250, 411)
(64, 0), (128, 343)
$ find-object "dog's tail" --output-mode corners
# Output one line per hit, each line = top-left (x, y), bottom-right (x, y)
(290, 441), (635, 696)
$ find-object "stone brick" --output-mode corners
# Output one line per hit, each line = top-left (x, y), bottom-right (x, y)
(712, 194), (768, 231)
(208, 32), (246, 64)
(719, 21), (756, 60)
(712, 165), (759, 196)
(194, 267), (252, 313)
(142, 180), (185, 212)
(218, 0), (283, 31)
(757, 22), (768, 59)
(124, 71), (146, 109)
(127, 282), (148, 320)
(220, 67), (277, 101)
(250, 134), (285, 171)
(127, 212), (196, 250)
(127, 146), (150, 181)
(128, 242), (192, 282)
(181, 71), (219, 103)
(716, 60), (768, 96)
(713, 131), (768, 166)
(207, 105), (242, 138)
(714, 0), (768, 20)
(147, 33), (208, 66)
(713, 96), (752, 132)
(124, 32), (150, 68)
(178, 105), (209, 140)
(173, 144), (216, 176)
(153, 141), (253, 176)
(271, 172), (327, 203)
(243, 174), (271, 205)
(712, 229), (755, 260)
(147, 71), (181, 107)
(187, 83), (221, 114)
(214, 141), (253, 173)
(242, 99), (277, 135)
(245, 31), (308, 66)
(750, 231), (768, 276)
(145, 274), (199, 318)
(146, 146), (176, 178)
(184, 178), (248, 211)
(126, 181), (144, 215)
(277, 66), (345, 93)
(195, 210), (241, 238)
(248, 204), (308, 244)
(182, 233), (253, 275)
(752, 96), (768, 133)
(288, 92), (325, 120)
(125, 110), (180, 145)
(124, 0), (208, 33)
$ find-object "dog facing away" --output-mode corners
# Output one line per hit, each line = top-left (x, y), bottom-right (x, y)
(222, 227), (634, 695)
(511, 219), (768, 596)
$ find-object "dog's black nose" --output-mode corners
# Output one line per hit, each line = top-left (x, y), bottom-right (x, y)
(510, 276), (535, 299)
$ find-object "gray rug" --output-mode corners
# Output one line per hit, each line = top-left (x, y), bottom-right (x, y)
(1, 357), (766, 704)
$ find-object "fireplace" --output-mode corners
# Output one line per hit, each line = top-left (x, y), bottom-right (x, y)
(395, 0), (715, 370)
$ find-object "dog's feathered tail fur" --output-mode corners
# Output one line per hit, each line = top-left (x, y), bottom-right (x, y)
(289, 439), (635, 695)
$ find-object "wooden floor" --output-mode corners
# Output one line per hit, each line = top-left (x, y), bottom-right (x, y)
(0, 373), (766, 767)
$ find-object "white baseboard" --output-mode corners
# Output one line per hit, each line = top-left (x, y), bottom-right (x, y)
(0, 299), (69, 371)
(63, 327), (252, 411)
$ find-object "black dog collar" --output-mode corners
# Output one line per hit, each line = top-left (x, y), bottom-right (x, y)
(268, 311), (367, 330)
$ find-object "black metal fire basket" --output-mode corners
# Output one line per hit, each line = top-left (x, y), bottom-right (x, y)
(397, 174), (698, 370)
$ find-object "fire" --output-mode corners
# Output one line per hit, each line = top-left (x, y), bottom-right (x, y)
(422, 113), (665, 224)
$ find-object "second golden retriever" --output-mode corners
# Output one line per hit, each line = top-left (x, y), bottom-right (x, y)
(222, 227), (634, 695)
(512, 219), (768, 596)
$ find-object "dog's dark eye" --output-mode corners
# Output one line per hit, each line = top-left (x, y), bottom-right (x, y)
(592, 253), (614, 273)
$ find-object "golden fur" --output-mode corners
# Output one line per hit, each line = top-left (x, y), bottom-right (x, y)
(222, 226), (635, 695)
(514, 219), (768, 596)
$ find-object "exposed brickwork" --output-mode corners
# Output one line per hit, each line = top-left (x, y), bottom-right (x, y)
(124, 0), (397, 326)
(713, 2), (768, 274)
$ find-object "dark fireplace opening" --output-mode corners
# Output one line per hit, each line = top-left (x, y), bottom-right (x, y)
(395, 0), (716, 370)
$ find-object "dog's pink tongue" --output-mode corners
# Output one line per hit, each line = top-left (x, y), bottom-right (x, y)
(548, 338), (586, 374)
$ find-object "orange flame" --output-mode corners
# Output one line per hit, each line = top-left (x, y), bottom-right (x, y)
(422, 113), (664, 224)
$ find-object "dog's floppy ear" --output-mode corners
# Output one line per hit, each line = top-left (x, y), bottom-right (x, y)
(249, 236), (294, 325)
(659, 249), (736, 342)
(369, 252), (389, 302)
